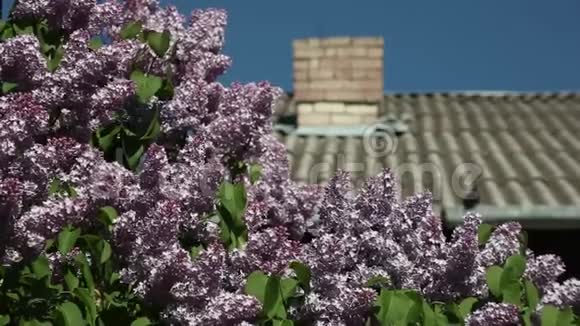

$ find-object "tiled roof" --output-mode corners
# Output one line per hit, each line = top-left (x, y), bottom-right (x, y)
(273, 92), (580, 228)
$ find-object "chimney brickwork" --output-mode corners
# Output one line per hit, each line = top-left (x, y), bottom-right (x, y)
(293, 36), (384, 126)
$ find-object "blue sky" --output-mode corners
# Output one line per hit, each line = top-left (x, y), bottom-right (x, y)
(3, 0), (580, 92)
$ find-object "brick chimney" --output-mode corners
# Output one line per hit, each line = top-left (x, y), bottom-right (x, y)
(293, 36), (384, 126)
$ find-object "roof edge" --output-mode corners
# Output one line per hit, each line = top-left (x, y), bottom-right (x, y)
(445, 205), (580, 230)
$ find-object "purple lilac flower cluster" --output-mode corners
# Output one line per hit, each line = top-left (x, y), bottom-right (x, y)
(1, 1), (579, 325)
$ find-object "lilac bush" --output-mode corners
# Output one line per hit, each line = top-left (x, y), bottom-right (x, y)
(0, 0), (579, 325)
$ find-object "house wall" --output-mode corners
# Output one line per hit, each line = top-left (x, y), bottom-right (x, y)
(293, 36), (384, 126)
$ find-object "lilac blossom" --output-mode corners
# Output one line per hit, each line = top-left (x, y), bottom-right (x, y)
(0, 35), (47, 88)
(465, 302), (520, 326)
(525, 254), (567, 294)
(541, 278), (580, 311)
(2, 0), (579, 324)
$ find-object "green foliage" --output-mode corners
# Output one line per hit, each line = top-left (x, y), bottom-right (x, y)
(244, 269), (307, 325)
(477, 223), (493, 246)
(289, 262), (311, 293)
(91, 110), (161, 171)
(144, 30), (171, 57)
(120, 21), (143, 40)
(48, 179), (78, 198)
(371, 289), (448, 326)
(55, 301), (84, 326)
(98, 206), (118, 229)
(0, 224), (157, 324)
(1, 81), (18, 94)
(130, 317), (152, 326)
(249, 164), (263, 184)
(57, 226), (81, 255)
(88, 37), (103, 50)
(485, 255), (526, 306)
(525, 280), (539, 310)
(218, 182), (249, 249)
(130, 70), (163, 104)
(540, 305), (576, 326)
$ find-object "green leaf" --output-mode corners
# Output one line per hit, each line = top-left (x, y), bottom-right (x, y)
(272, 320), (294, 326)
(541, 305), (560, 326)
(58, 226), (81, 255)
(422, 303), (437, 326)
(47, 46), (64, 72)
(0, 315), (10, 326)
(98, 206), (118, 226)
(130, 317), (151, 326)
(122, 134), (145, 170)
(280, 278), (298, 300)
(501, 280), (521, 305)
(120, 21), (142, 40)
(55, 301), (84, 326)
(500, 255), (526, 305)
(523, 310), (533, 326)
(49, 179), (78, 198)
(219, 182), (247, 221)
(402, 291), (423, 324)
(557, 307), (574, 326)
(74, 288), (97, 326)
(2, 82), (18, 94)
(248, 164), (262, 184)
(502, 255), (526, 279)
(189, 245), (203, 260)
(375, 290), (392, 322)
(478, 223), (493, 245)
(1, 23), (14, 40)
(49, 178), (61, 195)
(109, 271), (120, 285)
(375, 290), (416, 324)
(485, 266), (503, 298)
(145, 30), (171, 57)
(94, 125), (121, 152)
(458, 297), (478, 319)
(244, 271), (268, 303)
(290, 261), (311, 292)
(140, 110), (161, 141)
(218, 182), (248, 250)
(264, 276), (285, 319)
(155, 78), (174, 100)
(75, 253), (95, 293)
(31, 256), (51, 280)
(130, 70), (163, 103)
(100, 240), (112, 264)
(88, 37), (103, 50)
(365, 275), (391, 290)
(13, 22), (34, 35)
(422, 302), (448, 326)
(18, 320), (51, 326)
(64, 269), (79, 291)
(525, 280), (539, 309)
